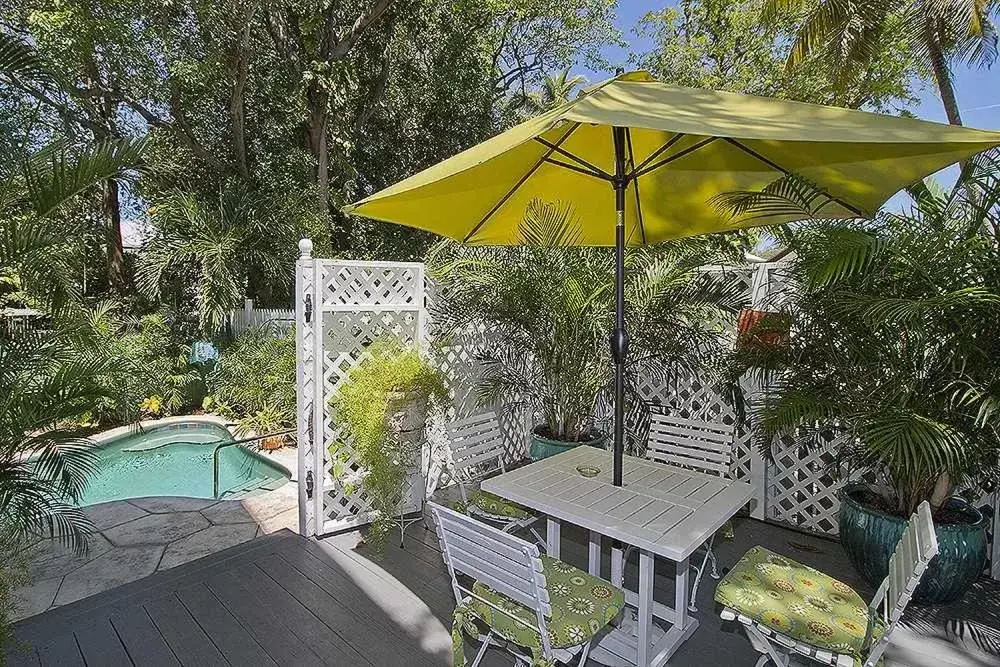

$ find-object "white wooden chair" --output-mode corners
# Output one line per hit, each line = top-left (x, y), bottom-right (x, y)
(639, 411), (737, 611)
(443, 411), (545, 547)
(717, 501), (939, 667)
(429, 502), (624, 667)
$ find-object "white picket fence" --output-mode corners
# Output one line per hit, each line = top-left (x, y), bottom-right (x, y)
(226, 299), (294, 337)
(292, 240), (1000, 578)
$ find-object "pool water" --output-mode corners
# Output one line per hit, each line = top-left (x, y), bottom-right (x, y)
(75, 422), (290, 506)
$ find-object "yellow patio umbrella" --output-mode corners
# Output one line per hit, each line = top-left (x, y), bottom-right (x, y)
(345, 70), (1000, 486)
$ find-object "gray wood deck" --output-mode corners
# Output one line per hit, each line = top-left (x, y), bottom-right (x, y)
(7, 517), (999, 666)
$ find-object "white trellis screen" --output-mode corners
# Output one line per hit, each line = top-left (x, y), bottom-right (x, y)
(296, 241), (426, 535)
(295, 240), (1000, 578)
(295, 241), (526, 536)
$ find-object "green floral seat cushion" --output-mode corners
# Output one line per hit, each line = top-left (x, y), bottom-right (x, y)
(715, 546), (884, 665)
(452, 555), (624, 666)
(456, 490), (533, 521)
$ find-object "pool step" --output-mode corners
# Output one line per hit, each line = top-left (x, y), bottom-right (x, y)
(219, 476), (269, 499)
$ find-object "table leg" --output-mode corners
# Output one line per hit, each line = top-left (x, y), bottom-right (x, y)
(588, 530), (601, 576)
(546, 517), (561, 558)
(674, 557), (689, 632)
(638, 550), (654, 666)
(610, 545), (624, 588)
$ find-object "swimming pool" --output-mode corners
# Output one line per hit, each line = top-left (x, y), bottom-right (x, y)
(75, 421), (291, 506)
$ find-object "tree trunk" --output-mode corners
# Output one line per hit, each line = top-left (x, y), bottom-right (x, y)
(229, 7), (254, 178)
(924, 19), (963, 126)
(104, 178), (125, 291)
(306, 89), (330, 212)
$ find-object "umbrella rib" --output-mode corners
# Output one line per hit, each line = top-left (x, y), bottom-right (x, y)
(631, 133), (686, 175)
(722, 138), (865, 217)
(463, 122), (581, 243)
(544, 158), (611, 181)
(633, 137), (719, 179)
(533, 137), (613, 180)
(625, 128), (647, 245)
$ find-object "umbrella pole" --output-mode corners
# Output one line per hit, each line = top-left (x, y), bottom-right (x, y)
(611, 126), (628, 487)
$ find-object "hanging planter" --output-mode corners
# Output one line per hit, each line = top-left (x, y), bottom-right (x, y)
(736, 308), (791, 349)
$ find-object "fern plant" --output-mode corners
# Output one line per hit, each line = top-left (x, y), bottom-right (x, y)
(330, 341), (447, 549)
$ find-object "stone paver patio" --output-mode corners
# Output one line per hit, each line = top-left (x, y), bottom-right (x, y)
(11, 481), (298, 621)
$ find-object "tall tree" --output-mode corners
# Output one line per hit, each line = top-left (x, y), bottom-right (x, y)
(769, 0), (999, 125)
(634, 0), (919, 112)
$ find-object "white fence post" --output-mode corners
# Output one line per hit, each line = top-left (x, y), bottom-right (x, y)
(295, 238), (314, 536)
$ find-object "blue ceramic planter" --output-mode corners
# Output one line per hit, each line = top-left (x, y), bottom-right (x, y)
(838, 483), (988, 604)
(529, 427), (605, 460)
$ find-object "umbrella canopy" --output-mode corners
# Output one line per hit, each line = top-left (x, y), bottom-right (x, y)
(347, 71), (1000, 246)
(346, 70), (1000, 487)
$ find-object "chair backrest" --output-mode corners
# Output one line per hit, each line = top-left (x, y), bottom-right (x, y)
(645, 412), (735, 478)
(444, 411), (506, 502)
(862, 501), (939, 667)
(429, 502), (554, 656)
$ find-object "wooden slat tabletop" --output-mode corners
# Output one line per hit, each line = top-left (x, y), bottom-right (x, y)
(482, 447), (754, 561)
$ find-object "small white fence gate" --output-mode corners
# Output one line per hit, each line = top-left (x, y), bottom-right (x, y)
(294, 239), (1000, 579)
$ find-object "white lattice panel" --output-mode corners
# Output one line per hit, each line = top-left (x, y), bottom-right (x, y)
(297, 250), (998, 573)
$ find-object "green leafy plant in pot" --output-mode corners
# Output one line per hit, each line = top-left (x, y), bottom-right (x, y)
(330, 340), (447, 549)
(726, 167), (1000, 603)
(429, 198), (744, 460)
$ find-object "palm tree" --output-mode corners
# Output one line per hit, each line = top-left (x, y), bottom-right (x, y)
(0, 327), (119, 553)
(428, 198), (746, 454)
(769, 0), (999, 125)
(520, 70), (588, 115)
(137, 186), (319, 335)
(720, 153), (1000, 517)
(1, 35), (145, 554)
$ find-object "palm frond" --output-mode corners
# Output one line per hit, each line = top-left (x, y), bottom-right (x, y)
(23, 138), (146, 219)
(711, 174), (839, 222)
(0, 33), (50, 83)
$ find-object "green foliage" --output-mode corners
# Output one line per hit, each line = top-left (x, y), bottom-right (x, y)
(429, 198), (745, 451)
(634, 0), (918, 112)
(206, 325), (296, 438)
(138, 186), (326, 334)
(80, 304), (203, 425)
(771, 0), (998, 123)
(731, 158), (1000, 517)
(0, 325), (127, 553)
(330, 341), (447, 549)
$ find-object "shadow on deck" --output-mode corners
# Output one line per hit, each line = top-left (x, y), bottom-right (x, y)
(6, 515), (1000, 666)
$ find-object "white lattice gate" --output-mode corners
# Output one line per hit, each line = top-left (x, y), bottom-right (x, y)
(296, 241), (427, 535)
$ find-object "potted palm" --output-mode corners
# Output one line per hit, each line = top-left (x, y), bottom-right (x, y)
(429, 198), (741, 460)
(329, 340), (447, 549)
(732, 172), (1000, 604)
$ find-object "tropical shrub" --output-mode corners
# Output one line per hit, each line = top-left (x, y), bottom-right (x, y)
(731, 160), (1000, 519)
(82, 305), (203, 425)
(0, 326), (128, 553)
(428, 198), (744, 452)
(330, 341), (447, 548)
(206, 325), (296, 438)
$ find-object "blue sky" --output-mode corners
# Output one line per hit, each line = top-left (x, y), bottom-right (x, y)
(581, 2), (1000, 131)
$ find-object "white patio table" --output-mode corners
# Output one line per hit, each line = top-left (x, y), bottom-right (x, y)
(482, 446), (753, 667)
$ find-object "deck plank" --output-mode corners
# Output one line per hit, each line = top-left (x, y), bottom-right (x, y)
(35, 633), (83, 667)
(144, 594), (227, 667)
(205, 569), (329, 667)
(109, 609), (181, 667)
(175, 582), (277, 666)
(73, 617), (132, 667)
(254, 554), (423, 665)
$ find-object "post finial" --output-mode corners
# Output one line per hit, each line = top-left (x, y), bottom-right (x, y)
(298, 237), (313, 258)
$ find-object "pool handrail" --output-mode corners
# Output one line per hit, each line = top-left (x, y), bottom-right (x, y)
(211, 429), (296, 499)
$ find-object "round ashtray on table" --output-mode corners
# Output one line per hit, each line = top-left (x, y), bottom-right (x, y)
(576, 465), (601, 478)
